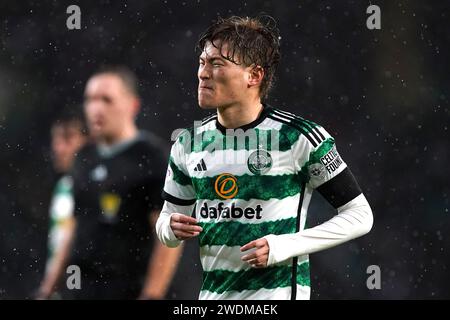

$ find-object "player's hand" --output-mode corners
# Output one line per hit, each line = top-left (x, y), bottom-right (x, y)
(137, 291), (161, 300)
(33, 286), (52, 300)
(240, 238), (270, 268)
(170, 213), (203, 240)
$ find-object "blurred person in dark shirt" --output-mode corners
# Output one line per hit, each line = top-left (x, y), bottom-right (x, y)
(37, 66), (182, 299)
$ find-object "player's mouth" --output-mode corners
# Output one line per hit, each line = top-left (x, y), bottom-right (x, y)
(199, 84), (214, 91)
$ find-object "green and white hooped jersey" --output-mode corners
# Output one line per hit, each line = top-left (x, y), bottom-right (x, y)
(47, 175), (74, 265)
(162, 106), (347, 300)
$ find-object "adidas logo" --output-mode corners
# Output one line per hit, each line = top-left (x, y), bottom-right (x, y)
(194, 159), (207, 172)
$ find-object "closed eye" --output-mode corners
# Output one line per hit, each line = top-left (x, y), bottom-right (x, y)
(210, 58), (224, 67)
(199, 56), (226, 67)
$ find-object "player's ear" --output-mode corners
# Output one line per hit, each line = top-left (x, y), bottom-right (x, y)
(131, 96), (141, 117)
(247, 65), (264, 88)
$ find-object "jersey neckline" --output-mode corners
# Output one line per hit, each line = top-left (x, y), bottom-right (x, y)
(215, 104), (272, 135)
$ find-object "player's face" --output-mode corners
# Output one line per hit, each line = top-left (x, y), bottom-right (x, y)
(198, 41), (253, 109)
(84, 74), (137, 142)
(51, 124), (85, 173)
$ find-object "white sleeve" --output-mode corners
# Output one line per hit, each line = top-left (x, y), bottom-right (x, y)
(264, 193), (373, 266)
(155, 200), (195, 248)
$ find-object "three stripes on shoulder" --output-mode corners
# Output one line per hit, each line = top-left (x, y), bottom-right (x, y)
(268, 109), (328, 147)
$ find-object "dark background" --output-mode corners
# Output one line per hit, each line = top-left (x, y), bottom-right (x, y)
(0, 0), (448, 299)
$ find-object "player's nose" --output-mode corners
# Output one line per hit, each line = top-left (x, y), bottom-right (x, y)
(198, 64), (210, 80)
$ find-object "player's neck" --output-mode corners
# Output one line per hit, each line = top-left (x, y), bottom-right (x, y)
(217, 100), (263, 129)
(102, 125), (138, 146)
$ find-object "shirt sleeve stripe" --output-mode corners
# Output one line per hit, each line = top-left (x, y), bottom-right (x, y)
(162, 190), (196, 206)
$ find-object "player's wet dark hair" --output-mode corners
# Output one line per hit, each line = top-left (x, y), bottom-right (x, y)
(197, 15), (281, 99)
